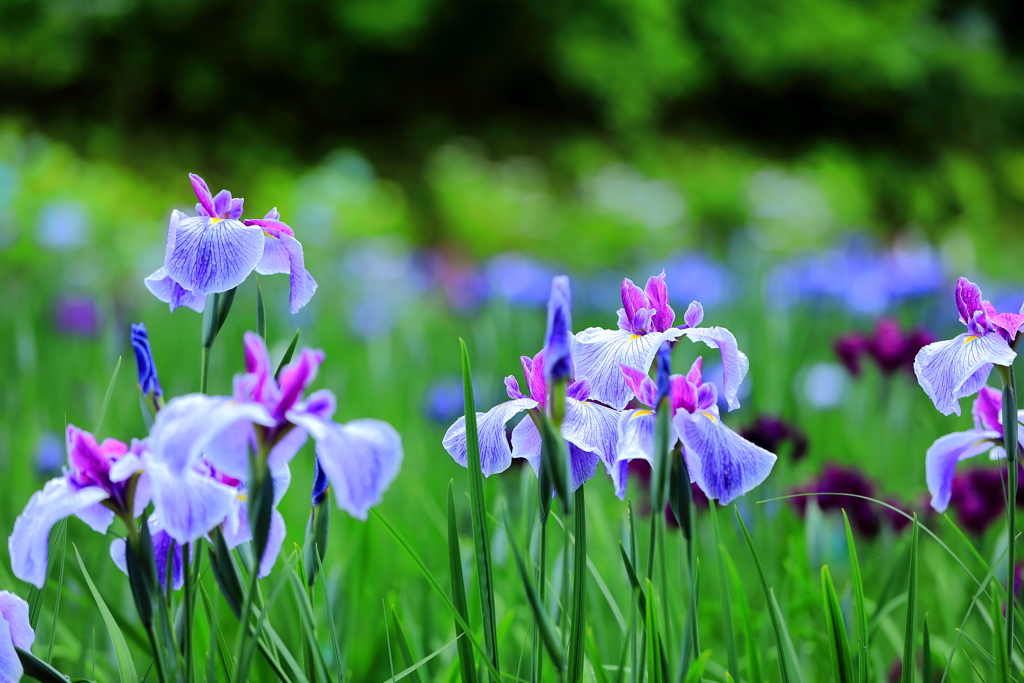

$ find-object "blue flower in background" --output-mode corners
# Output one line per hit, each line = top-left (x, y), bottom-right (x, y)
(485, 253), (558, 307)
(424, 377), (480, 424)
(33, 431), (63, 478)
(657, 253), (733, 310)
(914, 277), (1020, 416)
(36, 201), (89, 250)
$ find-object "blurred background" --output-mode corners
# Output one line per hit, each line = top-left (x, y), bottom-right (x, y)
(3, 0), (1024, 678)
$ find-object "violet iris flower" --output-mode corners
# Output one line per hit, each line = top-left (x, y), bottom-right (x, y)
(110, 516), (190, 591)
(925, 386), (1024, 512)
(573, 271), (748, 411)
(145, 174), (317, 314)
(615, 358), (776, 504)
(0, 591), (33, 683)
(9, 426), (148, 588)
(442, 350), (620, 491)
(139, 333), (401, 544)
(914, 277), (1021, 416)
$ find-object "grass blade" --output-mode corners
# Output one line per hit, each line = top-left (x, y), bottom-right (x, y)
(709, 501), (738, 678)
(234, 554), (292, 683)
(842, 511), (869, 683)
(448, 481), (479, 683)
(922, 616), (932, 683)
(316, 550), (345, 682)
(255, 275), (267, 339)
(645, 579), (663, 683)
(722, 549), (762, 683)
(378, 635), (462, 683)
(507, 510), (565, 670)
(900, 515), (919, 683)
(677, 560), (700, 683)
(275, 329), (301, 380)
(586, 627), (612, 683)
(736, 506), (793, 683)
(74, 544), (138, 683)
(821, 566), (854, 683)
(567, 486), (587, 682)
(458, 339), (500, 678)
(993, 598), (1011, 683)
(45, 518), (68, 662)
(392, 606), (429, 683)
(93, 355), (122, 434)
(15, 646), (71, 683)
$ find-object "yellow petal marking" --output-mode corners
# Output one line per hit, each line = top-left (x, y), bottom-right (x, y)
(963, 335), (979, 345)
(701, 411), (718, 424)
(632, 410), (653, 419)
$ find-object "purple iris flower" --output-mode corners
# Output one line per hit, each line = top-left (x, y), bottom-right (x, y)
(948, 468), (1008, 533)
(131, 323), (162, 398)
(145, 175), (317, 314)
(791, 464), (881, 537)
(0, 591), (33, 683)
(739, 416), (808, 462)
(443, 348), (620, 492)
(914, 277), (1021, 416)
(924, 385), (1023, 512)
(9, 426), (148, 588)
(572, 271), (748, 411)
(615, 358), (776, 504)
(835, 319), (934, 378)
(135, 333), (401, 549)
(54, 295), (100, 338)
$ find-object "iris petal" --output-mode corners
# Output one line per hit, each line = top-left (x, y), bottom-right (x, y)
(146, 460), (237, 544)
(678, 326), (749, 411)
(164, 216), (265, 297)
(563, 398), (620, 473)
(914, 332), (1016, 416)
(144, 267), (207, 313)
(442, 398), (537, 476)
(676, 410), (777, 505)
(573, 327), (684, 409)
(925, 429), (1000, 512)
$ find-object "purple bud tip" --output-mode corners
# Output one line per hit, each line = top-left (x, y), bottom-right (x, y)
(311, 459), (329, 507)
(655, 342), (672, 404)
(131, 322), (162, 397)
(543, 275), (574, 383)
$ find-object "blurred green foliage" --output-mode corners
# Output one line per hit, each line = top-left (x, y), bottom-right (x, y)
(2, 0), (1024, 255)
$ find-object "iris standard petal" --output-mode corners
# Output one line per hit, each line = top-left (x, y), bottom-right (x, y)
(676, 410), (777, 505)
(572, 327), (684, 409)
(678, 326), (749, 411)
(255, 232), (291, 275)
(74, 502), (115, 533)
(563, 398), (619, 471)
(164, 216), (265, 296)
(145, 267), (208, 313)
(288, 417), (403, 520)
(914, 332), (1017, 416)
(147, 460), (237, 544)
(9, 478), (110, 587)
(615, 410), (657, 465)
(569, 444), (601, 492)
(925, 429), (1000, 512)
(442, 398), (537, 476)
(0, 592), (33, 651)
(256, 232), (318, 314)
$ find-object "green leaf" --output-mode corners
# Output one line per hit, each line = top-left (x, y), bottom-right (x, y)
(566, 486), (587, 683)
(216, 287), (237, 337)
(305, 494), (331, 587)
(537, 408), (572, 517)
(901, 516), (919, 683)
(234, 553), (292, 683)
(16, 646), (72, 683)
(74, 544), (138, 683)
(373, 509), (502, 683)
(736, 507), (794, 683)
(316, 550), (345, 683)
(650, 395), (673, 512)
(506, 509), (565, 670)
(392, 606), (430, 683)
(645, 579), (663, 683)
(201, 584), (232, 683)
(821, 566), (854, 683)
(842, 511), (869, 683)
(209, 532), (244, 619)
(45, 517), (67, 664)
(709, 502), (738, 678)
(287, 566), (330, 681)
(586, 627), (612, 683)
(677, 560), (701, 683)
(255, 276), (267, 339)
(939, 545), (1006, 682)
(458, 340), (500, 677)
(275, 329), (301, 380)
(958, 628), (995, 668)
(93, 355), (122, 435)
(922, 616), (932, 683)
(993, 599), (1011, 683)
(722, 543), (762, 683)
(447, 481), (478, 683)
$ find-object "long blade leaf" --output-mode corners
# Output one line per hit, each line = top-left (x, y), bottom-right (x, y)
(900, 516), (919, 683)
(821, 566), (854, 683)
(448, 481), (478, 683)
(74, 544), (138, 683)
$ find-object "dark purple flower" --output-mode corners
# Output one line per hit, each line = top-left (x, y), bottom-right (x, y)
(835, 319), (935, 378)
(882, 497), (914, 533)
(791, 464), (880, 538)
(740, 416), (808, 462)
(834, 334), (866, 377)
(948, 468), (1006, 534)
(54, 295), (99, 337)
(131, 323), (162, 398)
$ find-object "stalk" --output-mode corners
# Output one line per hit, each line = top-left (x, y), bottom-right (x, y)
(1001, 363), (1018, 670)
(532, 517), (548, 683)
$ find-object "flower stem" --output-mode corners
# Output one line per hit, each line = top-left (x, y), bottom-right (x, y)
(1003, 363), (1018, 670)
(144, 621), (169, 683)
(199, 346), (212, 395)
(532, 516), (548, 683)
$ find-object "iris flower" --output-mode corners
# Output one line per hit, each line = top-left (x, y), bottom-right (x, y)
(145, 174), (317, 314)
(137, 333), (401, 551)
(110, 516), (190, 591)
(9, 426), (148, 588)
(925, 386), (1024, 512)
(914, 277), (1021, 416)
(615, 358), (776, 504)
(573, 272), (748, 411)
(0, 591), (33, 683)
(443, 276), (621, 491)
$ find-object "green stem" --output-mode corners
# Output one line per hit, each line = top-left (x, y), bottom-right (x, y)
(200, 346), (212, 395)
(646, 506), (658, 584)
(1003, 363), (1018, 672)
(144, 622), (169, 683)
(533, 517), (548, 683)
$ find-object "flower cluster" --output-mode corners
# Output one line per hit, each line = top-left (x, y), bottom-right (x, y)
(790, 464), (915, 537)
(8, 332), (402, 588)
(834, 318), (934, 378)
(443, 271), (777, 506)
